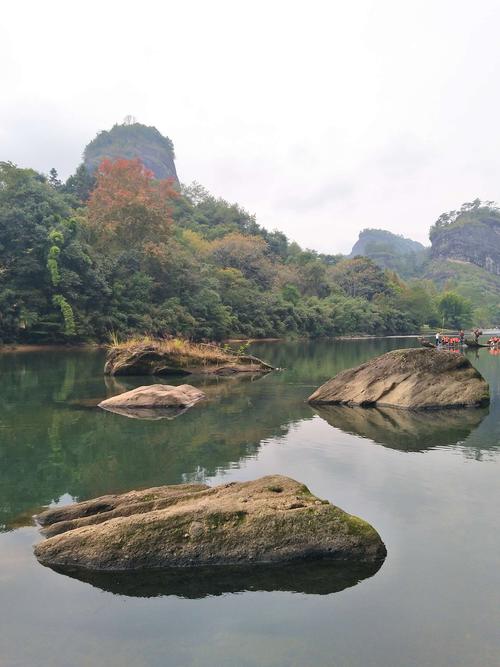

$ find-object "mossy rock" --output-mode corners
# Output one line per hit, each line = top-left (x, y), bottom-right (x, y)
(34, 476), (386, 571)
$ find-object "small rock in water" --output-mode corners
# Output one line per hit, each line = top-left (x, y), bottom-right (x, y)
(98, 384), (206, 412)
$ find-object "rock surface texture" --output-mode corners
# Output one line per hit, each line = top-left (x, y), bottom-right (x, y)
(104, 343), (274, 377)
(98, 384), (206, 411)
(430, 209), (500, 275)
(308, 348), (489, 409)
(34, 476), (386, 571)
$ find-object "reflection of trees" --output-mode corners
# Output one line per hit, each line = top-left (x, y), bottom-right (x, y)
(2, 340), (499, 531)
(250, 339), (419, 384)
(0, 351), (312, 531)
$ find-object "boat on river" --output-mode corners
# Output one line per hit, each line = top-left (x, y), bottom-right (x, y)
(465, 339), (490, 348)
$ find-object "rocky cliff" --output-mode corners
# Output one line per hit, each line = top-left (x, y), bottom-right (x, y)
(84, 122), (179, 183)
(429, 202), (500, 276)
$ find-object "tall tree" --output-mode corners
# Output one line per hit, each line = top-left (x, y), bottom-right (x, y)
(62, 164), (96, 203)
(86, 158), (177, 252)
(437, 291), (473, 328)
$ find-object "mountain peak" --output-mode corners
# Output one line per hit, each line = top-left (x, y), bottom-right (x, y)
(83, 122), (179, 183)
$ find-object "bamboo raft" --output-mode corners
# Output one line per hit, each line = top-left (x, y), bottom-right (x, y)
(464, 339), (489, 348)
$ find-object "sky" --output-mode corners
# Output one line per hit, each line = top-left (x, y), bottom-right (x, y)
(2, 0), (500, 254)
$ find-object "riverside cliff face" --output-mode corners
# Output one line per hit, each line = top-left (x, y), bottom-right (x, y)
(430, 208), (500, 276)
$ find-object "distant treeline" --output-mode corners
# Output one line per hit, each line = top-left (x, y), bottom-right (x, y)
(0, 159), (473, 343)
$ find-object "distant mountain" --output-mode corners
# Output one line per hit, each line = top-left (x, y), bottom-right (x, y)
(83, 122), (179, 183)
(349, 228), (427, 277)
(348, 204), (500, 325)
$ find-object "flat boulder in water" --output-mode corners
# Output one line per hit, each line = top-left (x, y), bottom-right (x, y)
(33, 476), (386, 571)
(98, 384), (206, 412)
(308, 348), (489, 409)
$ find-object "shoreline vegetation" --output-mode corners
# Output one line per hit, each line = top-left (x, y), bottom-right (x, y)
(2, 330), (498, 354)
(0, 123), (484, 348)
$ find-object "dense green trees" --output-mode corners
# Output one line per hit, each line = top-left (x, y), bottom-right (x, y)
(437, 291), (473, 329)
(0, 158), (461, 343)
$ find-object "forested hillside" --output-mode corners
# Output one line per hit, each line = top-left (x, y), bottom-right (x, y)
(0, 151), (455, 343)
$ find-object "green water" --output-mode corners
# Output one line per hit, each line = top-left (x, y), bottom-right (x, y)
(0, 339), (499, 666)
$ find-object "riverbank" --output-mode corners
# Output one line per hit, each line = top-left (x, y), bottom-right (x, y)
(2, 330), (499, 353)
(0, 343), (103, 353)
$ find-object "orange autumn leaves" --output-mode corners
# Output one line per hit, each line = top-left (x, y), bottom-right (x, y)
(86, 158), (177, 251)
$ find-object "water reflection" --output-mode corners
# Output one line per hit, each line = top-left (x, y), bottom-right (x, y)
(97, 405), (193, 420)
(314, 405), (489, 451)
(1, 340), (500, 667)
(1, 340), (498, 533)
(45, 559), (384, 598)
(97, 374), (269, 420)
(0, 351), (312, 531)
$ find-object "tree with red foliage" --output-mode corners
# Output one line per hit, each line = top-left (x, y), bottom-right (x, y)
(86, 158), (177, 251)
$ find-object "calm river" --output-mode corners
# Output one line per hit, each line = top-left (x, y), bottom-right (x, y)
(1, 339), (499, 667)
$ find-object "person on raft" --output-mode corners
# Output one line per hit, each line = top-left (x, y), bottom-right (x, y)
(435, 332), (441, 345)
(459, 330), (465, 344)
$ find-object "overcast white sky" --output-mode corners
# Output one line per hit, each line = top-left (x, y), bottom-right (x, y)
(2, 0), (500, 254)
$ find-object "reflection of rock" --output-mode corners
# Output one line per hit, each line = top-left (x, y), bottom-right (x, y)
(97, 406), (191, 421)
(315, 404), (489, 451)
(309, 348), (489, 409)
(47, 558), (384, 598)
(34, 476), (386, 570)
(98, 384), (206, 416)
(103, 375), (129, 396)
(73, 375), (265, 419)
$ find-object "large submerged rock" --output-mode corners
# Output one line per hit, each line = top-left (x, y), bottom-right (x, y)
(34, 476), (386, 571)
(308, 348), (489, 409)
(104, 341), (274, 377)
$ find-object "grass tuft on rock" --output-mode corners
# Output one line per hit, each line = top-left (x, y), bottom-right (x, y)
(107, 335), (239, 368)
